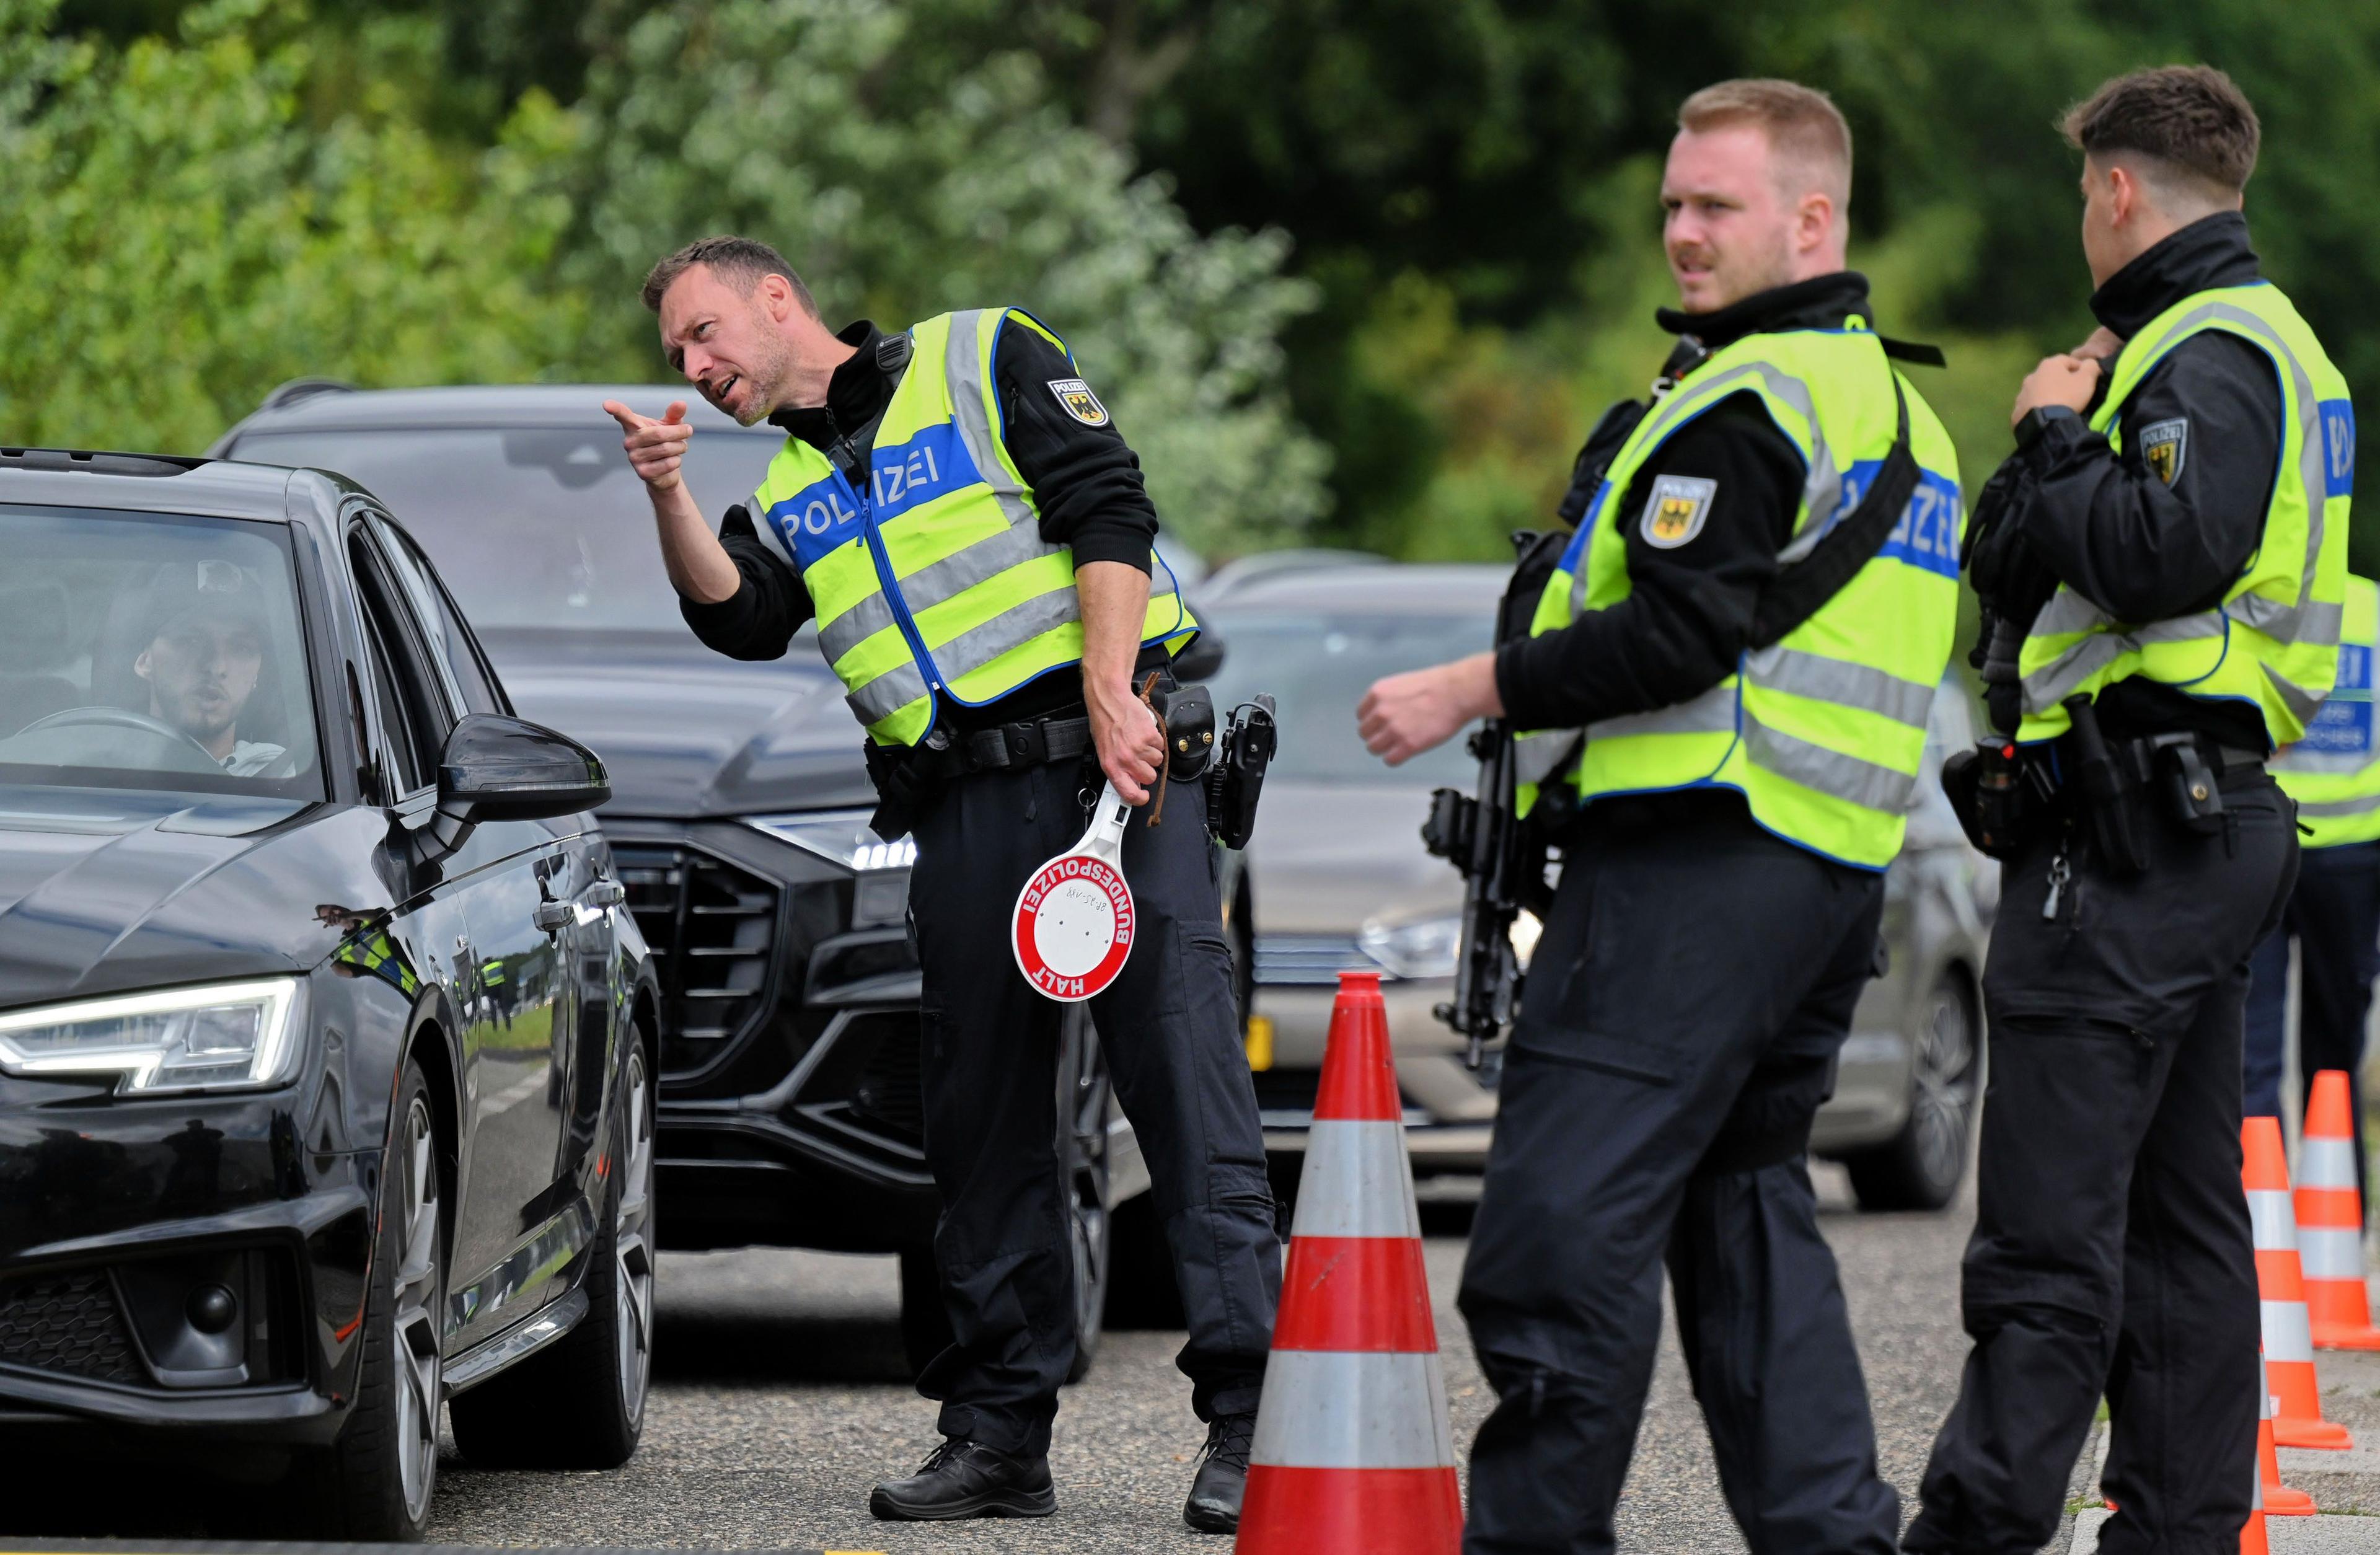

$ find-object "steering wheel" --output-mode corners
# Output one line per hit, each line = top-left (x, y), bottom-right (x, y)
(16, 705), (229, 771)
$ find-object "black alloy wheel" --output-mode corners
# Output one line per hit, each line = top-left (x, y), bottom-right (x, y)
(449, 1031), (656, 1467)
(1845, 974), (1983, 1212)
(897, 1008), (1114, 1382)
(289, 1057), (445, 1538)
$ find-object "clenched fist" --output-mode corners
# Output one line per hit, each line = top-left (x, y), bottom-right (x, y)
(602, 400), (694, 495)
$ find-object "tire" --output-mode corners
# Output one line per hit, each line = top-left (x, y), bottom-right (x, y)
(450, 1033), (656, 1468)
(898, 1010), (1113, 1381)
(289, 1056), (446, 1539)
(1844, 974), (1983, 1212)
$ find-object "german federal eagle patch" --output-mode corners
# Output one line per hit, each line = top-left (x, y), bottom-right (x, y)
(2140, 416), (2188, 487)
(1640, 475), (1717, 549)
(1047, 378), (1110, 427)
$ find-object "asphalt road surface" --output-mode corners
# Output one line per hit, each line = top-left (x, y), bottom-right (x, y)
(16, 1164), (2380, 1551)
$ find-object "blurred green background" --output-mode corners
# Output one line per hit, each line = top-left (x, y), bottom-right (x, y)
(6, 0), (2376, 571)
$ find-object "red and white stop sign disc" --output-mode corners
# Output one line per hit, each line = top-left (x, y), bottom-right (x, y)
(1013, 782), (1137, 1002)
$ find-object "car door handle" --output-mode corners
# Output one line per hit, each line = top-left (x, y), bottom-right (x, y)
(533, 901), (573, 933)
(585, 879), (626, 909)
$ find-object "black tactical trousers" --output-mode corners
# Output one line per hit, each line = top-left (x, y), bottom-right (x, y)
(1460, 795), (1900, 1555)
(1906, 773), (2296, 1555)
(906, 755), (1280, 1458)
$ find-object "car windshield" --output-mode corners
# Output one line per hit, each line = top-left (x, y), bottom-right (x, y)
(1201, 607), (1493, 786)
(229, 427), (784, 631)
(0, 506), (324, 799)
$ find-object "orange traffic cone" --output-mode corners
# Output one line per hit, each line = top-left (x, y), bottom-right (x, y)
(1236, 971), (1462, 1555)
(2246, 1116), (2353, 1450)
(2297, 1070), (2380, 1349)
(2259, 1350), (2317, 1515)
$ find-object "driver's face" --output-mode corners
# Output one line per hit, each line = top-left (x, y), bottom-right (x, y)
(136, 614), (263, 746)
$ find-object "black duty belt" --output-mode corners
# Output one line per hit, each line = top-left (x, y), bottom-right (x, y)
(910, 713), (1095, 783)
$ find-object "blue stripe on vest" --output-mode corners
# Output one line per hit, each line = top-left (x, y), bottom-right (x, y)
(764, 421), (987, 570)
(2304, 641), (2376, 756)
(2321, 399), (2356, 498)
(1837, 460), (1962, 579)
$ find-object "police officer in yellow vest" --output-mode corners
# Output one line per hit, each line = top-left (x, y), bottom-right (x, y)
(606, 237), (1278, 1531)
(1908, 68), (2348, 1555)
(2246, 576), (2380, 1191)
(1360, 81), (1960, 1554)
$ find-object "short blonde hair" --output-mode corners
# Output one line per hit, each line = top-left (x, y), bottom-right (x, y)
(1678, 79), (1853, 207)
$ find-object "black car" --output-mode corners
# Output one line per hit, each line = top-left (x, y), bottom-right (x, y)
(0, 449), (661, 1538)
(209, 384), (1228, 1366)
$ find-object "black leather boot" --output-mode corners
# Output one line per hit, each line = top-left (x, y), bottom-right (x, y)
(869, 1438), (1057, 1520)
(1183, 1412), (1256, 1533)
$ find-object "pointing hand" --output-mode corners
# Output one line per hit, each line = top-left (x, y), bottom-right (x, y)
(602, 399), (694, 495)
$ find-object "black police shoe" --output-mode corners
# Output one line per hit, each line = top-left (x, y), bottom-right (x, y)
(868, 1438), (1057, 1520)
(1183, 1412), (1256, 1533)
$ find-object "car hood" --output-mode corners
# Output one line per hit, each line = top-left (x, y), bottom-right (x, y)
(1244, 780), (1461, 935)
(477, 628), (875, 818)
(0, 791), (400, 1008)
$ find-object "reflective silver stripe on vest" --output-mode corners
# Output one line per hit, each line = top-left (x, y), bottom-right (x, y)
(1748, 646), (1936, 728)
(1742, 712), (1917, 811)
(1587, 682), (1738, 741)
(2022, 604), (2228, 713)
(2295, 791), (2380, 819)
(932, 583), (1083, 684)
(846, 657), (931, 728)
(2263, 659), (2327, 725)
(946, 309), (1044, 532)
(1572, 357), (1841, 614)
(1514, 730), (1583, 786)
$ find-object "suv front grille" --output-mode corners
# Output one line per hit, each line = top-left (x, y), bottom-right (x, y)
(1254, 934), (1387, 986)
(0, 1270), (142, 1385)
(847, 1011), (926, 1142)
(614, 843), (781, 1070)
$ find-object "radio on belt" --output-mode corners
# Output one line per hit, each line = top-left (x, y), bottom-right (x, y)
(1013, 780), (1139, 1002)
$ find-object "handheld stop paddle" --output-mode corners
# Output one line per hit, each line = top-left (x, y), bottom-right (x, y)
(1013, 781), (1137, 1002)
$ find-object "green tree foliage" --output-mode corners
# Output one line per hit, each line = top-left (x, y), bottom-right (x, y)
(562, 0), (1329, 554)
(0, 0), (584, 454)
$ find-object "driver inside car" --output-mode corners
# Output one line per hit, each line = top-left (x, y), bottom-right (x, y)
(131, 563), (286, 777)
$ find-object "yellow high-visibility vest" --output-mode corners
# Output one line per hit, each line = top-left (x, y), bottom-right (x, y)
(748, 309), (1194, 746)
(2275, 574), (2380, 846)
(1515, 322), (1963, 870)
(2017, 283), (2352, 748)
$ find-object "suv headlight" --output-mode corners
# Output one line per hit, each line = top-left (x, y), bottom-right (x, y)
(0, 977), (303, 1095)
(1359, 915), (1462, 980)
(747, 808), (915, 927)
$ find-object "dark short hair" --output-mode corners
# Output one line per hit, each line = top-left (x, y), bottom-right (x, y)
(2061, 66), (2260, 197)
(640, 236), (818, 317)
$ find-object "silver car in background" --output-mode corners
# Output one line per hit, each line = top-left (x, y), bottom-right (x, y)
(1197, 556), (1996, 1211)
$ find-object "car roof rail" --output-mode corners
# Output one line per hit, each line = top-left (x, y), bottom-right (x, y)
(0, 447), (208, 477)
(258, 377), (358, 411)
(1199, 547), (1393, 596)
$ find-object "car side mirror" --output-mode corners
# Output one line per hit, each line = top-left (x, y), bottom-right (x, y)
(1173, 627), (1227, 682)
(415, 713), (610, 865)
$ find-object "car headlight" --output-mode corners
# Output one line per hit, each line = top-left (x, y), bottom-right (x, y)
(747, 808), (915, 927)
(1359, 914), (1463, 980)
(0, 977), (303, 1095)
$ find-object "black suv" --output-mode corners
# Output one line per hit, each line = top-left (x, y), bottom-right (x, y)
(211, 384), (1239, 1364)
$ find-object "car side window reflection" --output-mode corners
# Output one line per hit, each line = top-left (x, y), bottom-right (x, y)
(374, 517), (505, 717)
(348, 531), (452, 795)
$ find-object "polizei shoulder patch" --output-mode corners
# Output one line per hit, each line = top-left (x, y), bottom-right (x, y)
(1639, 474), (1717, 548)
(1047, 378), (1110, 427)
(2140, 416), (2188, 486)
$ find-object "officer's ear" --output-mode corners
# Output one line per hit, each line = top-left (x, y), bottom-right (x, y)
(756, 272), (798, 323)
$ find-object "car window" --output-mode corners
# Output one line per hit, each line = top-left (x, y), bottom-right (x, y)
(369, 514), (506, 716)
(348, 530), (453, 793)
(230, 428), (782, 631)
(1201, 607), (1494, 786)
(0, 504), (324, 798)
